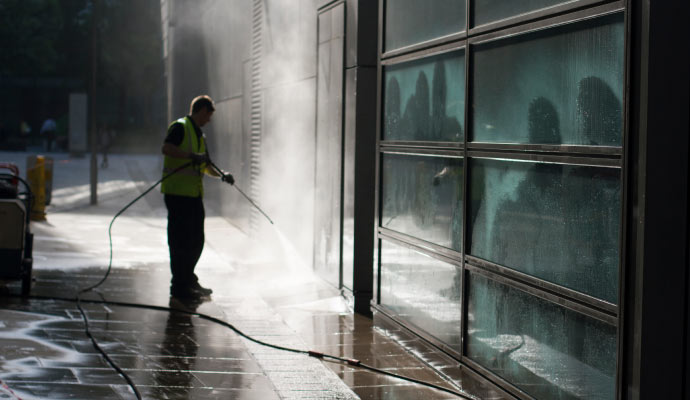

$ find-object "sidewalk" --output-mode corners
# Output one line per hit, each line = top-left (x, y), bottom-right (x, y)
(0, 151), (507, 399)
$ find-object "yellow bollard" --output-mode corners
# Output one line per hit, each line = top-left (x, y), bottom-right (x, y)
(27, 155), (46, 221)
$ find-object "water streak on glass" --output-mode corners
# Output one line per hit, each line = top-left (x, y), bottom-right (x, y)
(384, 51), (465, 142)
(473, 0), (573, 27)
(380, 240), (462, 352)
(472, 13), (624, 146)
(467, 273), (616, 400)
(385, 0), (466, 52)
(469, 158), (620, 303)
(382, 153), (463, 251)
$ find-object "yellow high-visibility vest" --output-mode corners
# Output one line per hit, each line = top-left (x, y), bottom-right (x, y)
(161, 117), (207, 197)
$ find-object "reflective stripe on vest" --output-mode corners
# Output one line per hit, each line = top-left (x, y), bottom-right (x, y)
(160, 117), (207, 197)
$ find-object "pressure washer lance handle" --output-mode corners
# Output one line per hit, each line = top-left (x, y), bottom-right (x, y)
(221, 173), (235, 185)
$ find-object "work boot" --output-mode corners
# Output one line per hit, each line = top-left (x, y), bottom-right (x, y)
(170, 286), (200, 299)
(190, 281), (213, 296)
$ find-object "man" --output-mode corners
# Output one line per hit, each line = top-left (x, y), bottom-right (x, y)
(40, 118), (57, 152)
(161, 95), (233, 298)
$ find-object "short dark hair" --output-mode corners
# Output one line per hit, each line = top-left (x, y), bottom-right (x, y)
(190, 95), (215, 114)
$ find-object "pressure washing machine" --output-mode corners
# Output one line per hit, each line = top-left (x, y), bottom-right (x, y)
(0, 163), (33, 295)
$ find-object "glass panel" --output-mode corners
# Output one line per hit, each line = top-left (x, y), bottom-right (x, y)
(472, 13), (624, 146)
(314, 5), (345, 287)
(384, 50), (465, 142)
(473, 0), (572, 27)
(467, 273), (616, 400)
(380, 240), (462, 352)
(385, 0), (466, 52)
(469, 158), (620, 303)
(381, 153), (463, 252)
(342, 69), (356, 291)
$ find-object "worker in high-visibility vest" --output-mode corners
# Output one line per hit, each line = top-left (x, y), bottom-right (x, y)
(161, 95), (234, 299)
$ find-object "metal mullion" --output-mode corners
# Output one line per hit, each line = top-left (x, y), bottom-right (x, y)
(466, 0), (472, 36)
(381, 32), (467, 61)
(466, 254), (618, 315)
(467, 150), (622, 168)
(338, 0), (347, 291)
(468, 1), (625, 46)
(374, 0), (385, 306)
(468, 142), (622, 156)
(380, 140), (463, 150)
(378, 0), (385, 59)
(615, 3), (632, 398)
(378, 228), (463, 266)
(461, 35), (471, 359)
(465, 261), (618, 326)
(380, 146), (464, 158)
(468, 0), (613, 37)
(381, 41), (466, 66)
(373, 303), (464, 359)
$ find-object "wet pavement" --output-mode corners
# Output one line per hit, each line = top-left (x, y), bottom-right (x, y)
(0, 151), (511, 399)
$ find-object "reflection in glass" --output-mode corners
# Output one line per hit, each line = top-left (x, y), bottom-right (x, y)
(380, 240), (461, 352)
(473, 0), (570, 27)
(382, 153), (463, 251)
(472, 13), (624, 145)
(384, 51), (464, 142)
(385, 0), (465, 52)
(467, 273), (616, 400)
(469, 158), (620, 303)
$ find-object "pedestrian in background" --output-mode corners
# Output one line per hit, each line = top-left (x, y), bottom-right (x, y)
(40, 118), (57, 152)
(99, 123), (115, 168)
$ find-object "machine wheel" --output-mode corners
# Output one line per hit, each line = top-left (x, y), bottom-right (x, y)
(21, 258), (32, 296)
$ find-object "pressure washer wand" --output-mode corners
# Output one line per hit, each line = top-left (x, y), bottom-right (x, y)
(207, 160), (274, 225)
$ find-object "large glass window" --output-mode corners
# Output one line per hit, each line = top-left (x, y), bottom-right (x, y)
(381, 153), (463, 251)
(473, 0), (574, 27)
(472, 13), (624, 146)
(383, 50), (465, 142)
(380, 240), (462, 352)
(467, 273), (616, 400)
(469, 158), (620, 303)
(377, 5), (626, 398)
(384, 0), (466, 52)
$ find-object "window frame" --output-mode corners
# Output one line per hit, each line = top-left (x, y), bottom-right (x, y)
(374, 2), (629, 399)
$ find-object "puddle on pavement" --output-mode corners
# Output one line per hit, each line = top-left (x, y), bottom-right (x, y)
(0, 310), (89, 384)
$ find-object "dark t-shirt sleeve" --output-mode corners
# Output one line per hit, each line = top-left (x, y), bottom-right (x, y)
(164, 122), (184, 146)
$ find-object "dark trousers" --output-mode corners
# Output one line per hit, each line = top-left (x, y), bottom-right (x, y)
(164, 194), (204, 290)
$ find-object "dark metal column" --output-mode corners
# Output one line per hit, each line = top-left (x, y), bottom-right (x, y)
(343, 0), (378, 315)
(622, 1), (690, 398)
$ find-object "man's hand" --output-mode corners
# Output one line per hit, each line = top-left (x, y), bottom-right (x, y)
(221, 173), (235, 185)
(190, 152), (209, 165)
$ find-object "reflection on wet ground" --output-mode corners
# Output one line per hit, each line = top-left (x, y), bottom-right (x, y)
(0, 152), (511, 399)
(0, 264), (511, 400)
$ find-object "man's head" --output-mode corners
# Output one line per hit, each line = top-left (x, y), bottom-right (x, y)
(189, 95), (215, 127)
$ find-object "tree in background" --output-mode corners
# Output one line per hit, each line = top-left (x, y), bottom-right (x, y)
(0, 0), (164, 151)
